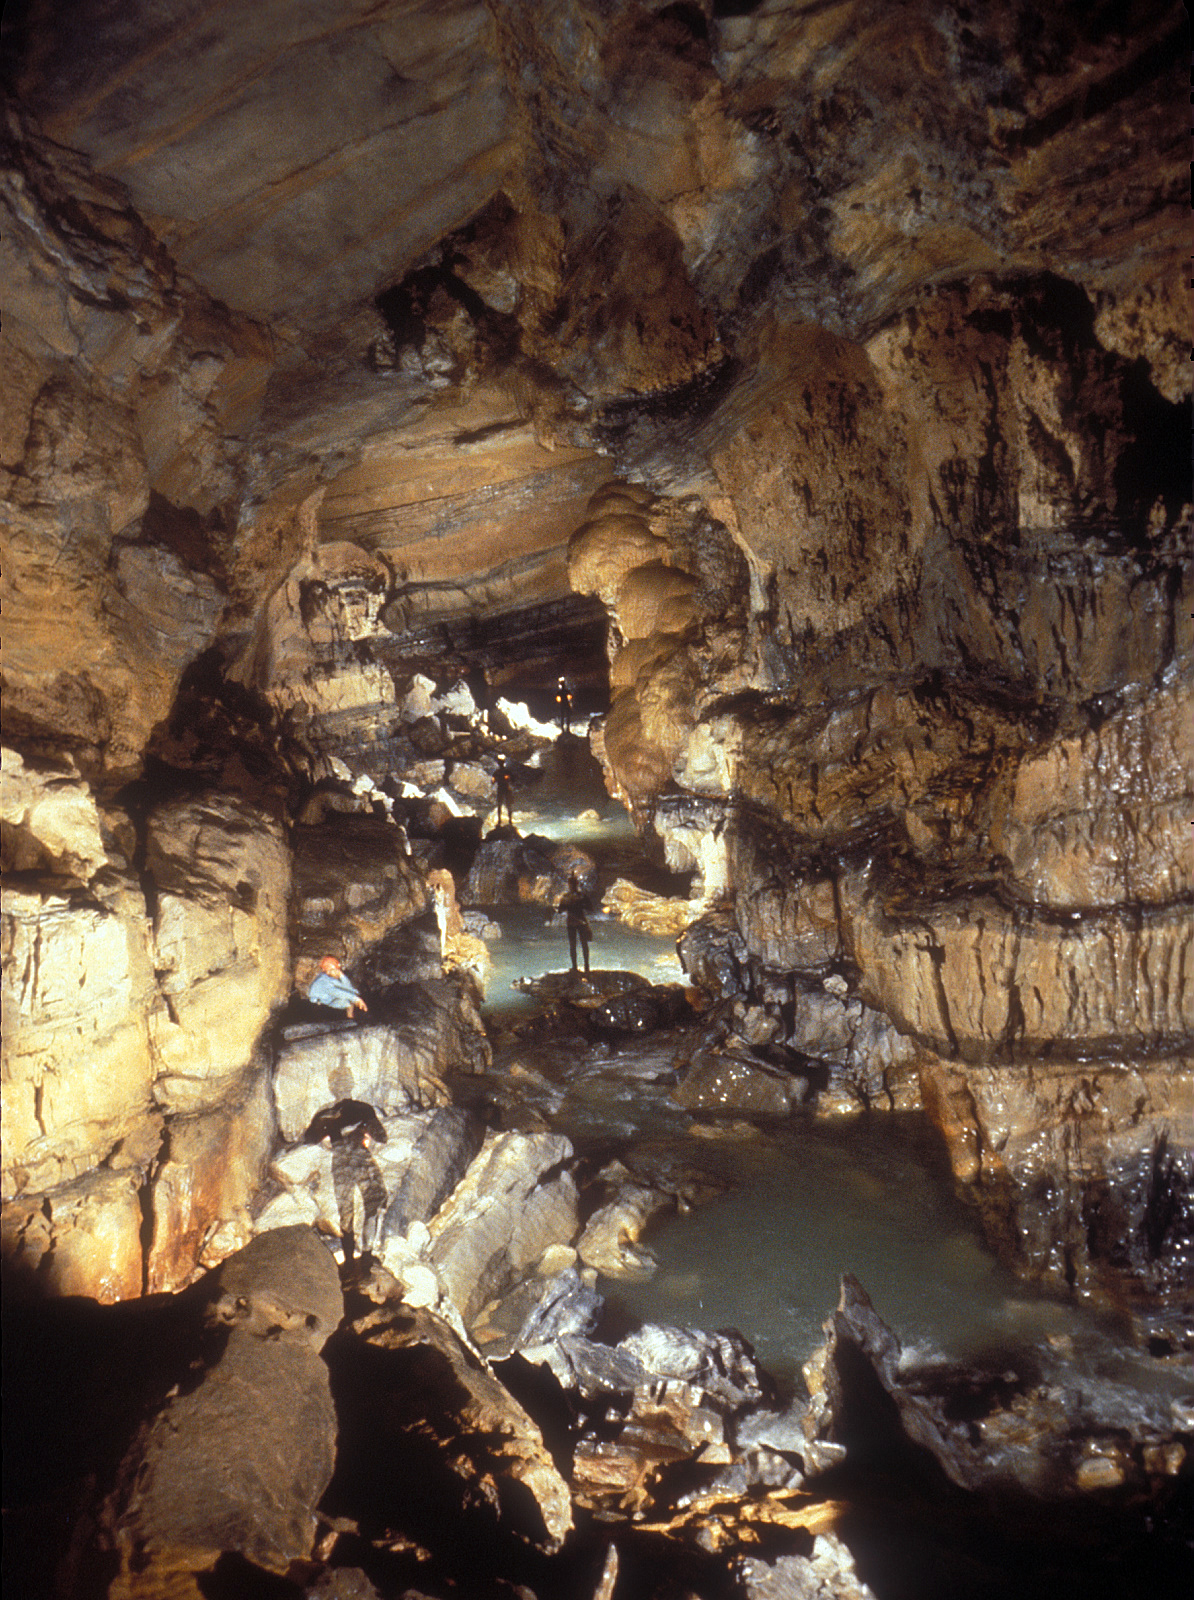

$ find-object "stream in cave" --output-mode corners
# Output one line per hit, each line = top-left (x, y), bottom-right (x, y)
(469, 766), (1190, 1413)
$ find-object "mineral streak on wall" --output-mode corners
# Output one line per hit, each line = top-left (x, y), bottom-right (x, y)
(1, 0), (1190, 1328)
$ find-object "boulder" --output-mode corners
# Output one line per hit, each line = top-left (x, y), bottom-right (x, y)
(328, 1298), (573, 1555)
(739, 1536), (878, 1600)
(804, 1274), (1192, 1503)
(674, 1049), (795, 1116)
(678, 905), (748, 999)
(101, 1228), (342, 1591)
(462, 831), (596, 907)
(427, 1131), (580, 1325)
(473, 1262), (602, 1361)
(579, 982), (691, 1038)
(541, 1322), (771, 1521)
(378, 1106), (486, 1240)
(577, 1184), (665, 1280)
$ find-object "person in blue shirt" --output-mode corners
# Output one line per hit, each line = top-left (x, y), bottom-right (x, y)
(308, 955), (368, 1018)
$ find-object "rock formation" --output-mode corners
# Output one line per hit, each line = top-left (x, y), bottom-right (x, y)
(1, 0), (1190, 1594)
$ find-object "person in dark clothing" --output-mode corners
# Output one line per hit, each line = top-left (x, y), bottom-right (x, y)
(302, 1099), (387, 1264)
(555, 676), (573, 734)
(558, 870), (593, 974)
(494, 755), (514, 826)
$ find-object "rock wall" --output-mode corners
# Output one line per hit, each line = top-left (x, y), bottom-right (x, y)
(2, 1), (1189, 1331)
(577, 283), (1191, 1315)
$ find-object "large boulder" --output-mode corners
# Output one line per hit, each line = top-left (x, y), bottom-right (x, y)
(100, 1227), (343, 1594)
(325, 1298), (573, 1560)
(804, 1274), (1192, 1504)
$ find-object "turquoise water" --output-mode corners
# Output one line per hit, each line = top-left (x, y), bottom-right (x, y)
(472, 782), (1190, 1403)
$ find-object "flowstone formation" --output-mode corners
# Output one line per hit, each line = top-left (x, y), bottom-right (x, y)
(2, 1), (1191, 1595)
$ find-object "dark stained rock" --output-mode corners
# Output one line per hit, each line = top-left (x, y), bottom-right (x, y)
(99, 1227), (342, 1589)
(578, 982), (692, 1038)
(462, 831), (596, 907)
(806, 1274), (1193, 1503)
(673, 1048), (798, 1117)
(324, 1299), (573, 1556)
(677, 905), (748, 1000)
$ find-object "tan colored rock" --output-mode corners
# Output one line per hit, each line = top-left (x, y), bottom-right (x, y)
(569, 510), (667, 610)
(848, 885), (1192, 1058)
(601, 878), (691, 939)
(273, 1020), (454, 1144)
(615, 562), (698, 641)
(711, 323), (917, 646)
(427, 1131), (579, 1324)
(577, 1186), (664, 1281)
(1, 1167), (144, 1302)
(732, 833), (840, 972)
(2, 879), (157, 1197)
(146, 1069), (276, 1294)
(0, 748), (109, 883)
(289, 817), (428, 971)
(919, 1052), (1194, 1300)
(145, 795), (291, 1114)
(990, 683), (1194, 909)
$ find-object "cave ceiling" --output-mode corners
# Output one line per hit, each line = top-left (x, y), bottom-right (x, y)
(1, 0), (1189, 774)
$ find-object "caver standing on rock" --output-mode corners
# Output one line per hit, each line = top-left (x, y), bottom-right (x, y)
(494, 754), (514, 827)
(555, 675), (573, 733)
(307, 954), (369, 1018)
(303, 1099), (388, 1266)
(559, 871), (593, 975)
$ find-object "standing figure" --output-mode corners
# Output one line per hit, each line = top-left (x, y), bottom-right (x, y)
(555, 676), (573, 734)
(494, 755), (514, 827)
(558, 871), (593, 975)
(307, 955), (369, 1018)
(303, 1099), (388, 1265)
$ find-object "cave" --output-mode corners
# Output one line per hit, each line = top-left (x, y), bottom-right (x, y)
(1, 3), (1191, 1598)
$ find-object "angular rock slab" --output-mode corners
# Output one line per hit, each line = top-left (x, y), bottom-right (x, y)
(427, 1130), (579, 1324)
(334, 1299), (573, 1553)
(103, 1227), (342, 1594)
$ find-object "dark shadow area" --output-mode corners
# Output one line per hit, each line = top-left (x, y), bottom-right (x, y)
(2, 1275), (227, 1600)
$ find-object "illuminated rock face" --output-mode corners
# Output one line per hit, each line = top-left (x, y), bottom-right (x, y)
(1, 0), (1189, 1313)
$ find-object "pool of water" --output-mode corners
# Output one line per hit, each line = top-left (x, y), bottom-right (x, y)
(473, 788), (1191, 1407)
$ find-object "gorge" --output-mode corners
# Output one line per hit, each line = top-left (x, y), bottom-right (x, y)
(2, 2), (1191, 1597)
